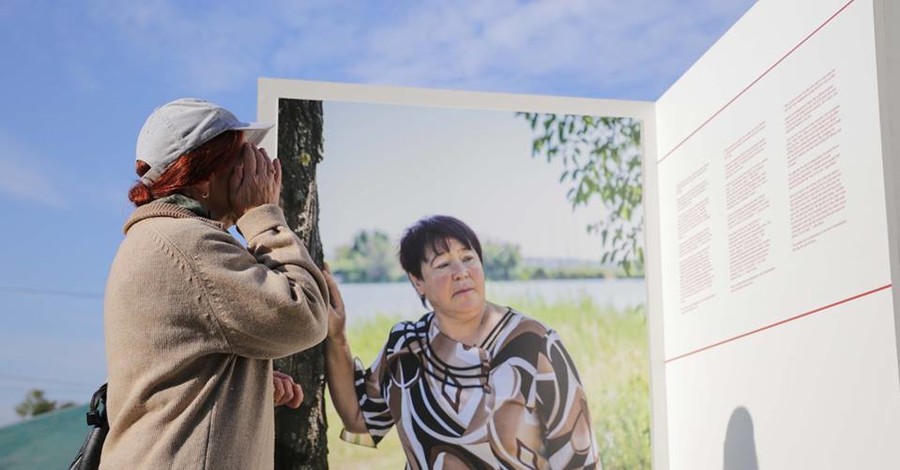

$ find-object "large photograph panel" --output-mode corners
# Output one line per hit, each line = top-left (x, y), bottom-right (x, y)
(275, 94), (650, 469)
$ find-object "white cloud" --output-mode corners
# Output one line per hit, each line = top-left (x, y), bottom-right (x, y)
(85, 0), (279, 94)
(0, 131), (64, 207)
(76, 0), (755, 98)
(343, 0), (756, 98)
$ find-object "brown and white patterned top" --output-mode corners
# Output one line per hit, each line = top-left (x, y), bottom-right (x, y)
(342, 308), (600, 469)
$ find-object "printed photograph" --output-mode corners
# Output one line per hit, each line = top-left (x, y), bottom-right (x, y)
(275, 97), (650, 469)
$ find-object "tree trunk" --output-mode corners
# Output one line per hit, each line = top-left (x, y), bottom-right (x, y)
(273, 98), (328, 469)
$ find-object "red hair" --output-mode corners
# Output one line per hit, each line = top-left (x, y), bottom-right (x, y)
(129, 131), (244, 207)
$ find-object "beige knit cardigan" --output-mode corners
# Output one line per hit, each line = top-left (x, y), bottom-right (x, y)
(101, 202), (329, 469)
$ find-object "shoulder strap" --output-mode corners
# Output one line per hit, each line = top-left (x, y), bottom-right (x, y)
(86, 383), (108, 429)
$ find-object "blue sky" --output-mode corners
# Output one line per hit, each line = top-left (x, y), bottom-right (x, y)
(0, 0), (756, 426)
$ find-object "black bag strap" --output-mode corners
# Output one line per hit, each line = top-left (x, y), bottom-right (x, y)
(85, 383), (108, 429)
(69, 383), (109, 470)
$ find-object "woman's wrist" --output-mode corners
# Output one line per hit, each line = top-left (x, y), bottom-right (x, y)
(325, 333), (349, 347)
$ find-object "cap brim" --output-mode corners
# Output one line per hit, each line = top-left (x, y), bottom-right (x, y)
(234, 122), (273, 146)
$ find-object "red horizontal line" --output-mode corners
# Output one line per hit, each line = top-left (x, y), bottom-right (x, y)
(664, 283), (893, 363)
(657, 0), (856, 164)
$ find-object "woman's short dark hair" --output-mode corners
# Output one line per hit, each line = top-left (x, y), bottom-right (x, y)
(399, 215), (483, 280)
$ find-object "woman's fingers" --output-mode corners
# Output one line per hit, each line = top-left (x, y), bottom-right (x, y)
(255, 146), (269, 179)
(244, 142), (258, 176)
(229, 143), (285, 220)
(274, 370), (290, 381)
(322, 268), (338, 296)
(273, 158), (282, 190)
(253, 146), (279, 205)
(322, 269), (348, 340)
(273, 371), (303, 408)
(273, 373), (286, 405)
(229, 161), (244, 195)
(322, 270), (345, 311)
(286, 383), (304, 409)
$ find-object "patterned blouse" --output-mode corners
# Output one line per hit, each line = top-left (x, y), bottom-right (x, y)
(341, 308), (600, 469)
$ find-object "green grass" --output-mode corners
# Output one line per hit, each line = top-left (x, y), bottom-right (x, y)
(325, 294), (652, 470)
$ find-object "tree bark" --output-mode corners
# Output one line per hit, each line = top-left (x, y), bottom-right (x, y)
(273, 98), (328, 469)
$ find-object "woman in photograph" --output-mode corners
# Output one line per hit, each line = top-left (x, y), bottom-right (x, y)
(325, 215), (599, 469)
(102, 98), (329, 469)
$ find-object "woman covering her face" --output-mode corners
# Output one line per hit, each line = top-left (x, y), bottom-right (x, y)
(325, 215), (599, 469)
(102, 98), (329, 469)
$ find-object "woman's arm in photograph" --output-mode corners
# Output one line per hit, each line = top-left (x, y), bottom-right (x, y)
(322, 269), (368, 433)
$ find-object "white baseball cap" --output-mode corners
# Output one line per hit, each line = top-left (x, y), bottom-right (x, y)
(136, 98), (273, 185)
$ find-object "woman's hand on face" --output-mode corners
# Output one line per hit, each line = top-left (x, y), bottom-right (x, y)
(322, 265), (347, 341)
(273, 370), (303, 408)
(229, 143), (282, 220)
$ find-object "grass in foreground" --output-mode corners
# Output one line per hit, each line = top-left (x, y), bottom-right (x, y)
(325, 294), (651, 470)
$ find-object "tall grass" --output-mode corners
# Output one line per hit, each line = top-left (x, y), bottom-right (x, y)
(325, 294), (651, 469)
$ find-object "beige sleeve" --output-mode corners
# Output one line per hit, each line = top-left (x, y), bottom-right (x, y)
(191, 204), (330, 359)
